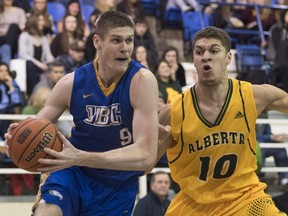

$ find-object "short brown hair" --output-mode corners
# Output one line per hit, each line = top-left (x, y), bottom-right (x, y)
(150, 171), (170, 184)
(95, 10), (135, 39)
(192, 27), (231, 53)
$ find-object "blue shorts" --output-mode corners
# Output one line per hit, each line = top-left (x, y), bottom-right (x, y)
(39, 166), (138, 216)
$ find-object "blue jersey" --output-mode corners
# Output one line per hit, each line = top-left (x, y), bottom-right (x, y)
(69, 59), (144, 186)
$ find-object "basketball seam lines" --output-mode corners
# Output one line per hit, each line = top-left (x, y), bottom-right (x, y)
(17, 122), (52, 166)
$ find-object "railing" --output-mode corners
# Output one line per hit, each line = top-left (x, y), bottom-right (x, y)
(197, 1), (288, 43)
(0, 114), (288, 198)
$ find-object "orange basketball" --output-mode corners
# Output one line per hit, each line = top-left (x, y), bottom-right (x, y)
(8, 117), (63, 172)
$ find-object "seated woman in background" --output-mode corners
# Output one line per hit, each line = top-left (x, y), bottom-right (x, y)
(155, 59), (182, 167)
(155, 59), (182, 105)
(133, 45), (156, 71)
(18, 13), (55, 97)
(50, 14), (82, 58)
(28, 0), (54, 39)
(0, 0), (27, 59)
(162, 46), (186, 87)
(57, 0), (90, 40)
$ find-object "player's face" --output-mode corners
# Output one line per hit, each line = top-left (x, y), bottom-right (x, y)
(95, 26), (134, 73)
(150, 174), (171, 198)
(193, 38), (231, 85)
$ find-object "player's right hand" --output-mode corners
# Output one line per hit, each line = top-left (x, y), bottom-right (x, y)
(3, 123), (19, 157)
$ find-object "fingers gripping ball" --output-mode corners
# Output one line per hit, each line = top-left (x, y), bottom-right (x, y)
(8, 117), (63, 172)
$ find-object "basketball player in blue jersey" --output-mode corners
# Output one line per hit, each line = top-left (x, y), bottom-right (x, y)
(158, 27), (288, 215)
(4, 11), (159, 216)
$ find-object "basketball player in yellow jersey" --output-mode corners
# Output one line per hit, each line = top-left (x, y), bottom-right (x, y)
(158, 26), (288, 216)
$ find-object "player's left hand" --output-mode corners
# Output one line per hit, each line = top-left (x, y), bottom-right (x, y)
(37, 132), (82, 173)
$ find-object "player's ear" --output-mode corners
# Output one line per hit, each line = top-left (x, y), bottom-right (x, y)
(226, 51), (232, 65)
(93, 34), (101, 50)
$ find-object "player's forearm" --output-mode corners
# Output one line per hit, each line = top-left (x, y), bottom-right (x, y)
(77, 143), (157, 171)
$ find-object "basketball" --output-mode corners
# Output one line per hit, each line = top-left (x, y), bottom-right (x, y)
(8, 117), (63, 172)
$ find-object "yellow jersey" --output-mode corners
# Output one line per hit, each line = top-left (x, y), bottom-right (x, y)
(168, 78), (266, 204)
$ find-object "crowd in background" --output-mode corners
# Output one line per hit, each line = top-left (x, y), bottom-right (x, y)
(0, 0), (287, 211)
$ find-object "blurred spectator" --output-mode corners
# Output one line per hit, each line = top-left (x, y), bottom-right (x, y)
(211, 0), (249, 47)
(9, 87), (52, 196)
(85, 33), (96, 62)
(133, 171), (171, 216)
(155, 59), (182, 104)
(155, 59), (182, 166)
(31, 66), (73, 138)
(14, 0), (31, 13)
(89, 0), (116, 26)
(32, 60), (65, 94)
(274, 0), (288, 23)
(204, 0), (220, 15)
(0, 0), (26, 58)
(22, 87), (51, 115)
(0, 62), (24, 140)
(133, 45), (155, 71)
(166, 0), (200, 12)
(56, 39), (86, 73)
(0, 44), (11, 65)
(267, 10), (288, 93)
(257, 112), (288, 192)
(28, 0), (54, 38)
(162, 46), (186, 87)
(212, 0), (245, 30)
(116, 0), (145, 21)
(240, 0), (276, 32)
(54, 0), (95, 6)
(85, 0), (116, 61)
(133, 18), (158, 68)
(50, 14), (83, 57)
(18, 13), (55, 96)
(57, 0), (90, 39)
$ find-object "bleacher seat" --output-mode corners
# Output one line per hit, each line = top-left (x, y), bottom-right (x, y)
(235, 44), (265, 74)
(47, 2), (66, 33)
(82, 4), (94, 24)
(182, 11), (211, 42)
(162, 7), (182, 29)
(141, 0), (156, 16)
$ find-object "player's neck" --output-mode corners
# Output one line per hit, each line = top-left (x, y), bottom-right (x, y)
(95, 59), (123, 88)
(196, 79), (229, 104)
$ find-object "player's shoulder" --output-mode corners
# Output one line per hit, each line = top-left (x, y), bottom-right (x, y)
(55, 72), (75, 89)
(252, 83), (275, 96)
(132, 68), (157, 90)
(62, 71), (74, 82)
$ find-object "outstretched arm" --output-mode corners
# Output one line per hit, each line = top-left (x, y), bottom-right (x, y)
(253, 84), (288, 116)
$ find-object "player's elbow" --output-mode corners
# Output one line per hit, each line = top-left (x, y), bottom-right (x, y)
(141, 152), (157, 172)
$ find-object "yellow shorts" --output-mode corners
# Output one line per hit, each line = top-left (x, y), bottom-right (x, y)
(166, 187), (287, 216)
